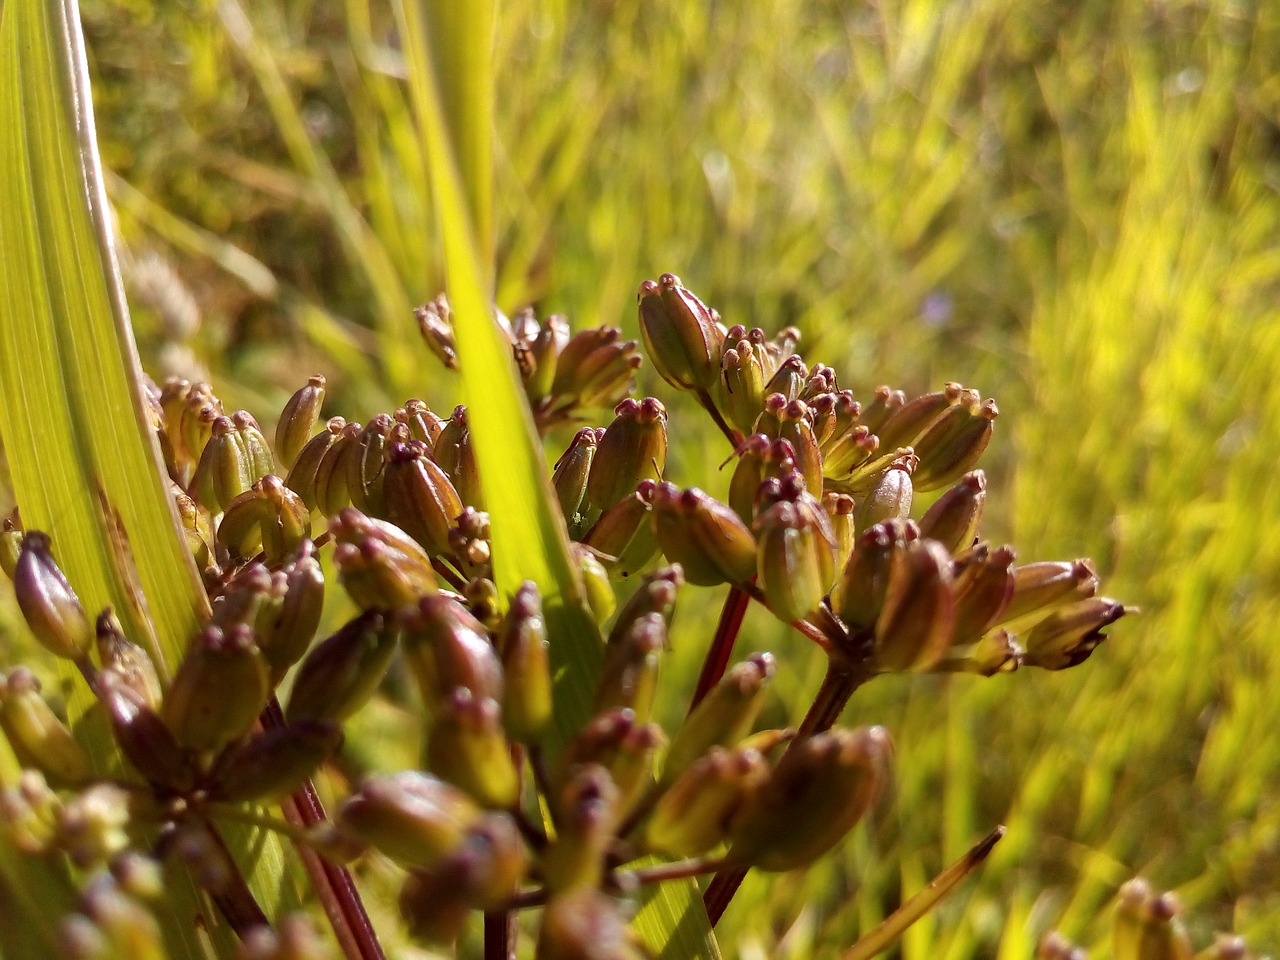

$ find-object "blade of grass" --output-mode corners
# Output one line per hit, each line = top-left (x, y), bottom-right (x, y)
(394, 3), (718, 956)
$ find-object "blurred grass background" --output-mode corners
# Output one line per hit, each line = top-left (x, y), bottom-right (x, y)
(32, 0), (1280, 954)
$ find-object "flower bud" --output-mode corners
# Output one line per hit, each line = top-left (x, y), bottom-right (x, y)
(1132, 891), (1194, 960)
(275, 375), (326, 470)
(645, 746), (768, 858)
(497, 583), (552, 744)
(191, 414), (274, 512)
(726, 725), (891, 871)
(256, 542), (325, 684)
(337, 771), (482, 869)
(594, 613), (665, 724)
(873, 538), (955, 672)
(553, 427), (602, 522)
(911, 396), (997, 491)
(399, 595), (502, 711)
(762, 354), (808, 404)
(548, 327), (643, 413)
(580, 482), (661, 579)
(651, 483), (756, 587)
(637, 274), (725, 393)
(537, 889), (645, 960)
(331, 509), (438, 608)
(717, 340), (767, 435)
(875, 382), (966, 452)
(382, 440), (463, 556)
(13, 532), (93, 660)
(426, 688), (519, 808)
(831, 519), (917, 629)
(918, 470), (986, 554)
(347, 414), (393, 515)
(587, 398), (668, 511)
(96, 609), (163, 708)
(97, 671), (195, 793)
(161, 624), (270, 754)
(415, 296), (458, 368)
(1022, 597), (1129, 670)
(542, 765), (620, 892)
(998, 559), (1099, 626)
(434, 406), (482, 509)
(662, 653), (775, 784)
(209, 720), (343, 803)
(286, 611), (399, 723)
(822, 424), (879, 480)
(285, 416), (345, 512)
(559, 709), (663, 817)
(755, 497), (837, 623)
(0, 668), (91, 786)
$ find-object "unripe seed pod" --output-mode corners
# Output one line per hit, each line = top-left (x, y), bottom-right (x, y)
(912, 396), (997, 491)
(161, 624), (270, 754)
(399, 399), (445, 446)
(950, 544), (1016, 646)
(399, 595), (502, 711)
(180, 402), (221, 484)
(726, 725), (891, 871)
(662, 653), (775, 784)
(717, 340), (767, 436)
(542, 765), (620, 893)
(755, 498), (837, 623)
(873, 538), (956, 672)
(587, 398), (668, 511)
(755, 396), (822, 499)
(580, 481), (660, 579)
(552, 427), (602, 521)
(558, 709), (663, 817)
(728, 435), (796, 523)
(854, 453), (916, 533)
(0, 668), (91, 786)
(415, 296), (457, 368)
(215, 486), (273, 558)
(96, 609), (162, 709)
(594, 613), (665, 724)
(13, 532), (93, 660)
(497, 583), (552, 744)
(762, 354), (808, 404)
(823, 492), (857, 572)
(875, 382), (966, 452)
(314, 421), (363, 517)
(287, 611), (399, 723)
(337, 771), (482, 869)
(998, 559), (1099, 626)
(821, 424), (879, 480)
(859, 385), (907, 434)
(434, 406), (482, 509)
(236, 411), (276, 492)
(1022, 597), (1128, 670)
(347, 413), (393, 515)
(2, 769), (62, 855)
(537, 889), (644, 960)
(285, 416), (346, 512)
(426, 688), (519, 808)
(331, 509), (438, 608)
(210, 720), (342, 802)
(275, 375), (326, 470)
(831, 519), (917, 630)
(637, 274), (725, 393)
(96, 671), (195, 793)
(524, 313), (570, 402)
(651, 484), (756, 587)
(382, 440), (463, 557)
(575, 546), (617, 624)
(918, 470), (987, 554)
(256, 542), (325, 684)
(606, 564), (682, 648)
(549, 327), (643, 412)
(172, 486), (212, 570)
(645, 746), (768, 858)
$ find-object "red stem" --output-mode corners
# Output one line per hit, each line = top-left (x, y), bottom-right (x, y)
(689, 585), (752, 713)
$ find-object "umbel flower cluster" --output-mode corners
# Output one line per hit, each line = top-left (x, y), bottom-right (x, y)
(0, 273), (1188, 960)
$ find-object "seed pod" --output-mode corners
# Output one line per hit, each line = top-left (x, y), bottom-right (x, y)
(762, 354), (807, 404)
(172, 486), (212, 570)
(873, 538), (955, 672)
(313, 421), (364, 517)
(189, 416), (253, 512)
(1, 515), (21, 580)
(59, 788), (136, 870)
(636, 274), (725, 393)
(537, 889), (644, 960)
(559, 709), (664, 817)
(552, 427), (602, 522)
(580, 482), (661, 579)
(651, 484), (757, 587)
(755, 497), (837, 623)
(606, 564), (682, 648)
(575, 546), (617, 624)
(331, 509), (438, 608)
(215, 485), (273, 558)
(2, 770), (62, 855)
(382, 440), (464, 557)
(858, 385), (907, 434)
(587, 398), (668, 511)
(912, 396), (998, 491)
(399, 399), (445, 446)
(728, 435), (796, 523)
(96, 671), (195, 793)
(594, 613), (665, 723)
(12, 532), (93, 660)
(755, 396), (822, 499)
(542, 765), (620, 893)
(918, 470), (987, 554)
(426, 688), (518, 808)
(821, 424), (879, 480)
(875, 382), (966, 452)
(950, 544), (1016, 646)
(285, 416), (346, 512)
(497, 583), (552, 744)
(831, 519), (917, 630)
(1038, 932), (1086, 960)
(0, 668), (91, 786)
(525, 313), (571, 403)
(1133, 891), (1194, 960)
(347, 413), (394, 515)
(415, 295), (457, 366)
(399, 595), (502, 711)
(96, 610), (162, 709)
(179, 402), (221, 486)
(1022, 597), (1128, 670)
(161, 625), (270, 754)
(434, 406), (482, 509)
(256, 542), (325, 684)
(854, 453), (916, 533)
(662, 653), (775, 785)
(549, 327), (643, 412)
(717, 339), (766, 436)
(726, 725), (891, 871)
(823, 492), (857, 572)
(645, 746), (768, 858)
(998, 559), (1099, 626)
(337, 771), (482, 869)
(239, 915), (338, 960)
(275, 375), (326, 470)
(287, 611), (399, 723)
(209, 720), (343, 803)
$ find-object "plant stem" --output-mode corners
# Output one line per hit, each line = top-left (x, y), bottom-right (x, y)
(840, 827), (1005, 960)
(199, 818), (270, 937)
(689, 585), (752, 712)
(702, 658), (871, 924)
(695, 389), (742, 447)
(483, 909), (517, 960)
(624, 855), (730, 886)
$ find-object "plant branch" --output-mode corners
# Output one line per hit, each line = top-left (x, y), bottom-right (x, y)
(689, 585), (752, 713)
(483, 908), (517, 960)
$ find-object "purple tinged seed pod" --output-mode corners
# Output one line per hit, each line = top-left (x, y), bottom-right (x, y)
(415, 296), (458, 369)
(605, 563), (682, 648)
(286, 610), (399, 724)
(762, 354), (808, 404)
(399, 399), (445, 446)
(859, 384), (907, 435)
(580, 480), (661, 579)
(651, 483), (757, 587)
(314, 421), (364, 517)
(873, 538), (956, 672)
(96, 671), (195, 793)
(912, 396), (998, 491)
(426, 688), (519, 809)
(275, 375), (326, 470)
(95, 609), (162, 709)
(382, 440), (464, 557)
(337, 771), (482, 870)
(593, 613), (665, 724)
(999, 558), (1100, 626)
(644, 746), (768, 858)
(285, 416), (345, 512)
(831, 519), (918, 631)
(636, 274), (725, 393)
(161, 624), (270, 754)
(717, 339), (767, 436)
(541, 765), (621, 893)
(330, 508), (438, 608)
(434, 406), (482, 509)
(497, 582), (552, 744)
(12, 532), (93, 660)
(755, 496), (838, 624)
(823, 492), (857, 572)
(257, 542), (325, 684)
(537, 889), (643, 960)
(208, 720), (343, 803)
(853, 452), (917, 534)
(526, 313), (571, 403)
(398, 595), (502, 712)
(0, 668), (91, 787)
(662, 652), (775, 784)
(949, 544), (1016, 646)
(548, 326), (643, 413)
(347, 413), (394, 515)
(553, 427), (603, 521)
(557, 708), (665, 817)
(876, 382), (966, 452)
(918, 470), (987, 554)
(586, 398), (668, 512)
(1022, 597), (1130, 670)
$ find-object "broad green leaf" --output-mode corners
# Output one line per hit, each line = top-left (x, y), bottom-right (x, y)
(0, 0), (301, 952)
(395, 3), (718, 956)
